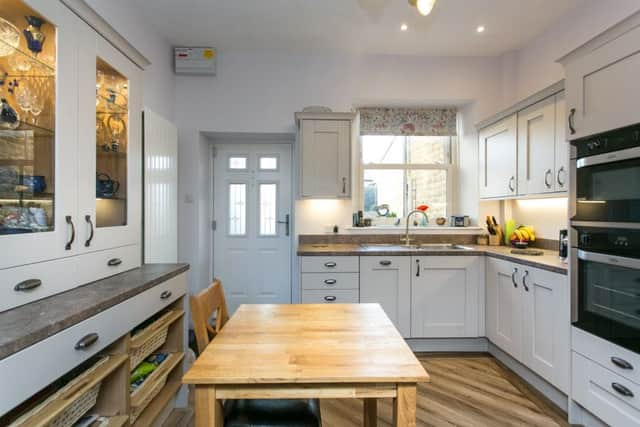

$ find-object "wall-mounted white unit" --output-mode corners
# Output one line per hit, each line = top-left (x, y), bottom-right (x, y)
(174, 47), (216, 75)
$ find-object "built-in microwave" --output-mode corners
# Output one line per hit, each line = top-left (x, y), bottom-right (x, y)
(571, 123), (640, 223)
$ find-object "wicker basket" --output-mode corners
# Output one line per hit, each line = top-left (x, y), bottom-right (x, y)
(129, 374), (168, 423)
(130, 311), (176, 368)
(10, 358), (107, 427)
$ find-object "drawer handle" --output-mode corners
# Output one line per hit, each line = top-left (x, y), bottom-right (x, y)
(323, 279), (337, 285)
(324, 296), (337, 302)
(107, 258), (122, 267)
(611, 357), (634, 370)
(324, 262), (337, 268)
(511, 268), (519, 288)
(160, 290), (172, 300)
(379, 260), (392, 266)
(14, 279), (42, 292)
(612, 382), (634, 398)
(522, 270), (530, 292)
(75, 333), (99, 350)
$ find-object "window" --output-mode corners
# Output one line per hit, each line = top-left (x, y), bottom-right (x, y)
(228, 156), (247, 170)
(259, 183), (277, 235)
(259, 156), (278, 170)
(361, 135), (453, 224)
(228, 183), (246, 235)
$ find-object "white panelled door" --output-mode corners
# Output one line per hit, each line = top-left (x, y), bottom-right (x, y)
(213, 144), (292, 313)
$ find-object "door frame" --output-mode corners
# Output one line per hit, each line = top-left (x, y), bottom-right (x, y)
(208, 134), (295, 303)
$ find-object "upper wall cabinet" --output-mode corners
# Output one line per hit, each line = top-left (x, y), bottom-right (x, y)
(560, 13), (640, 140)
(478, 115), (518, 198)
(296, 112), (355, 199)
(478, 83), (567, 200)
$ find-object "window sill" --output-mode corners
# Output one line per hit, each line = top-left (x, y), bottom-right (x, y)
(342, 226), (484, 235)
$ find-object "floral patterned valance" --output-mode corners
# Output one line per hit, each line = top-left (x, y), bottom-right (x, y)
(359, 107), (457, 136)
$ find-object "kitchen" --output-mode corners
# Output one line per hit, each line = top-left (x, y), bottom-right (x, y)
(0, 0), (639, 426)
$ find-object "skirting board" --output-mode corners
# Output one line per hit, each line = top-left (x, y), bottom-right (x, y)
(407, 337), (489, 353)
(488, 342), (568, 412)
(568, 399), (608, 427)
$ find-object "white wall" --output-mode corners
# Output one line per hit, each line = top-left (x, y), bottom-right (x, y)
(84, 0), (176, 121)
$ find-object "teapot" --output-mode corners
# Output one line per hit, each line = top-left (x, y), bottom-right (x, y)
(96, 173), (120, 198)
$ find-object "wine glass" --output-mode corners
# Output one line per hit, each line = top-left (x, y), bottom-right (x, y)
(15, 85), (32, 116)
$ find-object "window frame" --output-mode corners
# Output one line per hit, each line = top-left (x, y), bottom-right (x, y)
(357, 135), (456, 223)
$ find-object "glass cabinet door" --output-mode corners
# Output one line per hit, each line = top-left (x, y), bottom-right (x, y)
(0, 0), (79, 269)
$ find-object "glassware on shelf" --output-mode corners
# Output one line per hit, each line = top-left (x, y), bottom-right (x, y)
(0, 98), (20, 129)
(15, 84), (32, 114)
(0, 17), (20, 57)
(23, 16), (46, 56)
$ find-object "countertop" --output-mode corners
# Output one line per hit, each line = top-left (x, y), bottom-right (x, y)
(0, 263), (189, 361)
(297, 244), (567, 275)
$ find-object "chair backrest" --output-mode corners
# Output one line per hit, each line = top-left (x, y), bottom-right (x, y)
(190, 279), (230, 354)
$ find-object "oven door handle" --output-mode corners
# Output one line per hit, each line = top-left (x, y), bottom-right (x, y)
(577, 250), (640, 270)
(576, 146), (640, 168)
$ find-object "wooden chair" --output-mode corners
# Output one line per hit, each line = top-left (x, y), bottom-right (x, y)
(189, 280), (321, 427)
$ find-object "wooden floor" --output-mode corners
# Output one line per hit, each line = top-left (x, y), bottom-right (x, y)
(320, 354), (569, 427)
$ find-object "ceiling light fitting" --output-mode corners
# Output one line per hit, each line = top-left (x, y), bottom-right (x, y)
(400, 23), (408, 31)
(408, 0), (437, 16)
(477, 25), (485, 33)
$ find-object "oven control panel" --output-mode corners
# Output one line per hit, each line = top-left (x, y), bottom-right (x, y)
(573, 123), (640, 158)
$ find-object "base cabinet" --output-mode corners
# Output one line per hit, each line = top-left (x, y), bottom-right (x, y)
(486, 258), (569, 393)
(411, 256), (483, 338)
(360, 256), (411, 337)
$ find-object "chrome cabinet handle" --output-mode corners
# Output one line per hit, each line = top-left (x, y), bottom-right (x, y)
(341, 177), (347, 194)
(522, 270), (530, 292)
(544, 169), (552, 189)
(107, 258), (122, 267)
(508, 176), (515, 193)
(160, 290), (172, 300)
(75, 333), (99, 350)
(65, 216), (75, 250)
(379, 260), (392, 266)
(14, 279), (42, 292)
(416, 259), (420, 277)
(323, 279), (337, 285)
(324, 261), (337, 268)
(324, 296), (337, 302)
(568, 108), (576, 135)
(612, 382), (634, 397)
(84, 215), (94, 247)
(611, 357), (634, 370)
(557, 166), (566, 187)
(511, 268), (518, 288)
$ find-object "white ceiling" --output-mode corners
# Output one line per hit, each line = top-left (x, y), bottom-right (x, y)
(133, 0), (581, 56)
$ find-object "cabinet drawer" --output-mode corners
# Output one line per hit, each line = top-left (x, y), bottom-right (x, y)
(76, 244), (141, 285)
(0, 272), (186, 415)
(572, 352), (640, 426)
(573, 326), (640, 385)
(300, 256), (359, 273)
(0, 257), (78, 313)
(301, 290), (359, 304)
(301, 273), (359, 290)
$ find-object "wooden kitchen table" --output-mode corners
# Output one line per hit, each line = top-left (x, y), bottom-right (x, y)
(183, 303), (430, 427)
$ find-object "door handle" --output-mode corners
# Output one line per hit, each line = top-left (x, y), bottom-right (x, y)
(276, 214), (290, 236)
(568, 108), (576, 135)
(84, 215), (94, 247)
(341, 177), (347, 194)
(65, 216), (75, 250)
(544, 169), (552, 189)
(557, 166), (566, 187)
(416, 259), (420, 277)
(75, 333), (99, 350)
(508, 176), (515, 193)
(522, 270), (530, 292)
(511, 268), (518, 288)
(14, 279), (42, 292)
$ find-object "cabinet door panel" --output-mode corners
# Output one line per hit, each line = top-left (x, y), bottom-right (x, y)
(360, 256), (411, 337)
(517, 97), (556, 195)
(565, 24), (640, 140)
(554, 92), (569, 192)
(486, 258), (522, 360)
(478, 115), (517, 198)
(411, 256), (481, 338)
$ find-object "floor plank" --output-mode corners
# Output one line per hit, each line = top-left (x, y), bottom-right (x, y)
(320, 354), (568, 427)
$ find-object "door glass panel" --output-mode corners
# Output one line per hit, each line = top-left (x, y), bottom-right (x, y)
(0, 1), (56, 235)
(229, 156), (247, 170)
(229, 183), (246, 235)
(259, 156), (278, 170)
(96, 58), (128, 227)
(259, 183), (277, 236)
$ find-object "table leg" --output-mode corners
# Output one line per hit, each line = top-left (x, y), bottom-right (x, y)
(364, 398), (377, 427)
(195, 385), (222, 427)
(393, 384), (417, 427)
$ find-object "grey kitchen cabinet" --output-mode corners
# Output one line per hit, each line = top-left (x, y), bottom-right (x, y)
(486, 257), (569, 393)
(559, 13), (640, 140)
(296, 112), (355, 199)
(300, 256), (359, 304)
(411, 256), (484, 338)
(360, 256), (411, 337)
(478, 115), (518, 198)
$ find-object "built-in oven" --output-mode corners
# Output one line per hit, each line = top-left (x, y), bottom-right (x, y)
(572, 226), (640, 353)
(571, 123), (640, 223)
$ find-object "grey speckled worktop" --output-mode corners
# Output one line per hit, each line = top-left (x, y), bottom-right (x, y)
(297, 244), (567, 275)
(0, 263), (189, 361)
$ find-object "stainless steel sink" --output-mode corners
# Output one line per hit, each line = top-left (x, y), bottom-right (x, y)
(360, 243), (472, 251)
